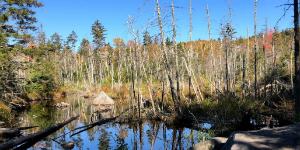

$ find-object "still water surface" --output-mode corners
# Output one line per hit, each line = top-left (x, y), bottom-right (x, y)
(15, 95), (212, 150)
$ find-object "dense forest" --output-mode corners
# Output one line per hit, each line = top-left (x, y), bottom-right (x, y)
(0, 0), (300, 149)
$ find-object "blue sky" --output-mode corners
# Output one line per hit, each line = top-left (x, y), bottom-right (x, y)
(34, 0), (293, 45)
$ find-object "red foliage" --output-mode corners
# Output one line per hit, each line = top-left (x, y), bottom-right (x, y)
(263, 29), (274, 51)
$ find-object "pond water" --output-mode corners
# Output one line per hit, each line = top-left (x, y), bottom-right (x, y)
(14, 95), (213, 150)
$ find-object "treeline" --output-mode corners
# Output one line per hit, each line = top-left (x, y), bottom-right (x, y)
(26, 22), (295, 107)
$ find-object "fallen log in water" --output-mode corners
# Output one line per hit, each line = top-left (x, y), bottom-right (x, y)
(0, 115), (79, 150)
(0, 126), (38, 138)
(0, 128), (20, 138)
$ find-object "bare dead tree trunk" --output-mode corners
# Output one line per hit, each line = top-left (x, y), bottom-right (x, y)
(264, 19), (269, 98)
(294, 0), (300, 120)
(206, 4), (216, 94)
(188, 0), (193, 102)
(129, 46), (137, 116)
(254, 0), (258, 99)
(291, 45), (294, 94)
(142, 60), (156, 115)
(242, 28), (249, 99)
(225, 39), (230, 92)
(171, 0), (181, 103)
(155, 0), (181, 114)
(161, 77), (165, 112)
(89, 48), (94, 86)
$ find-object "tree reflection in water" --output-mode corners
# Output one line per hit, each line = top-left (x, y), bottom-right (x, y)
(17, 96), (212, 150)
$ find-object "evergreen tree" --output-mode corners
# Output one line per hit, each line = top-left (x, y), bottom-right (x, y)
(0, 0), (43, 106)
(50, 33), (62, 52)
(143, 31), (152, 46)
(79, 38), (91, 57)
(0, 0), (43, 44)
(166, 37), (172, 46)
(66, 31), (78, 50)
(91, 20), (106, 49)
(37, 30), (46, 46)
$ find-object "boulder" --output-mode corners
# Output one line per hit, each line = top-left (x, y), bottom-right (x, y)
(193, 137), (227, 150)
(222, 123), (300, 150)
(92, 91), (114, 106)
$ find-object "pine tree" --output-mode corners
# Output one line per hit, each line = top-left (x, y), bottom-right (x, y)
(79, 38), (91, 57)
(50, 33), (62, 52)
(37, 30), (46, 46)
(0, 0), (43, 44)
(143, 31), (152, 46)
(91, 20), (106, 49)
(66, 31), (78, 50)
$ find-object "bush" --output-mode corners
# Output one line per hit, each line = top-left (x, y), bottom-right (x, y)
(0, 101), (12, 123)
(25, 73), (56, 100)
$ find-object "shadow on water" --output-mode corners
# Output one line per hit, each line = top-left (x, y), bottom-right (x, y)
(13, 95), (214, 150)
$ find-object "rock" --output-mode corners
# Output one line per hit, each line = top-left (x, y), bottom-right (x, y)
(61, 141), (75, 149)
(222, 123), (300, 150)
(33, 141), (49, 149)
(92, 91), (114, 106)
(54, 102), (70, 108)
(193, 137), (227, 150)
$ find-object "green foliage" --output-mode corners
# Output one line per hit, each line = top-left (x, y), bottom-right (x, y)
(92, 20), (106, 49)
(49, 33), (62, 52)
(143, 31), (152, 46)
(197, 131), (213, 141)
(195, 97), (263, 130)
(25, 60), (57, 100)
(79, 38), (91, 56)
(0, 0), (43, 43)
(25, 74), (55, 100)
(221, 22), (236, 40)
(66, 31), (78, 49)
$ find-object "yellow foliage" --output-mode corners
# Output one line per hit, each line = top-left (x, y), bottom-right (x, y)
(0, 101), (11, 113)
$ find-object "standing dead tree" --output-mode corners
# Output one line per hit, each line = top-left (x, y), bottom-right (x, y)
(254, 0), (258, 98)
(155, 0), (181, 114)
(171, 0), (181, 104)
(294, 0), (300, 120)
(221, 22), (235, 93)
(206, 4), (216, 94)
(188, 0), (193, 102)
